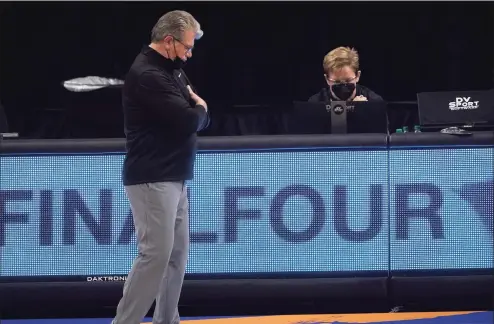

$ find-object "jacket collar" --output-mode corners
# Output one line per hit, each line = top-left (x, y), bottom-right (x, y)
(141, 46), (177, 71)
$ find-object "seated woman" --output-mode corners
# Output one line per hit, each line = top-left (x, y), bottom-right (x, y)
(308, 46), (383, 103)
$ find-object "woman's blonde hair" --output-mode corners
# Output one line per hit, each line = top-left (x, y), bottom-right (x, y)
(323, 46), (360, 75)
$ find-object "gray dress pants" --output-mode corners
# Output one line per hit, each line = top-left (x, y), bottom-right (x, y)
(112, 181), (189, 324)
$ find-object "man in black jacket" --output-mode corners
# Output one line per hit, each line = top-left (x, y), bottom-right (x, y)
(308, 46), (383, 103)
(113, 10), (209, 324)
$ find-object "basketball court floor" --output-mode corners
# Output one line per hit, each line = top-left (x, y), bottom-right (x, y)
(3, 311), (493, 324)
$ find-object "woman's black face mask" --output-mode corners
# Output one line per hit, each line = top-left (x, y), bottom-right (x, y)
(330, 83), (356, 101)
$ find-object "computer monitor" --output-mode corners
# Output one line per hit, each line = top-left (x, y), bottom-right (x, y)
(287, 101), (388, 134)
(417, 89), (494, 129)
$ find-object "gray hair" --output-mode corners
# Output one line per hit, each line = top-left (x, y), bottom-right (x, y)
(151, 10), (203, 43)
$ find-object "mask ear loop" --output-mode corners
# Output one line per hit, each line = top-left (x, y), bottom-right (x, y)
(164, 36), (178, 60)
(173, 39), (179, 60)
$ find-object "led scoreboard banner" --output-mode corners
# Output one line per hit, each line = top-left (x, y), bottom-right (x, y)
(0, 134), (492, 282)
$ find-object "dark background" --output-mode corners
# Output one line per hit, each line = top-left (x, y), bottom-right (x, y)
(0, 1), (493, 137)
(0, 2), (494, 318)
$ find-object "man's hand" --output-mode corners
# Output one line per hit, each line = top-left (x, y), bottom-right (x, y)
(187, 85), (208, 111)
(353, 95), (368, 102)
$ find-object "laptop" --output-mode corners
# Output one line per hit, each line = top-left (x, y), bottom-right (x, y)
(286, 101), (388, 134)
(417, 89), (494, 130)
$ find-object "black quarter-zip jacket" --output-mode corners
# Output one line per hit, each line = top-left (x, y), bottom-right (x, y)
(122, 46), (209, 186)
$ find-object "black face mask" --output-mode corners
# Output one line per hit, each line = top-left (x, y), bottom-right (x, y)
(330, 83), (356, 101)
(169, 40), (187, 69)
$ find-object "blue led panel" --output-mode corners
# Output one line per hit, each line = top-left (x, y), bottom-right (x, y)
(389, 147), (494, 271)
(0, 149), (389, 277)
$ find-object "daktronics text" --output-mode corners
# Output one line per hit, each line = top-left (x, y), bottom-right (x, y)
(0, 183), (448, 247)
